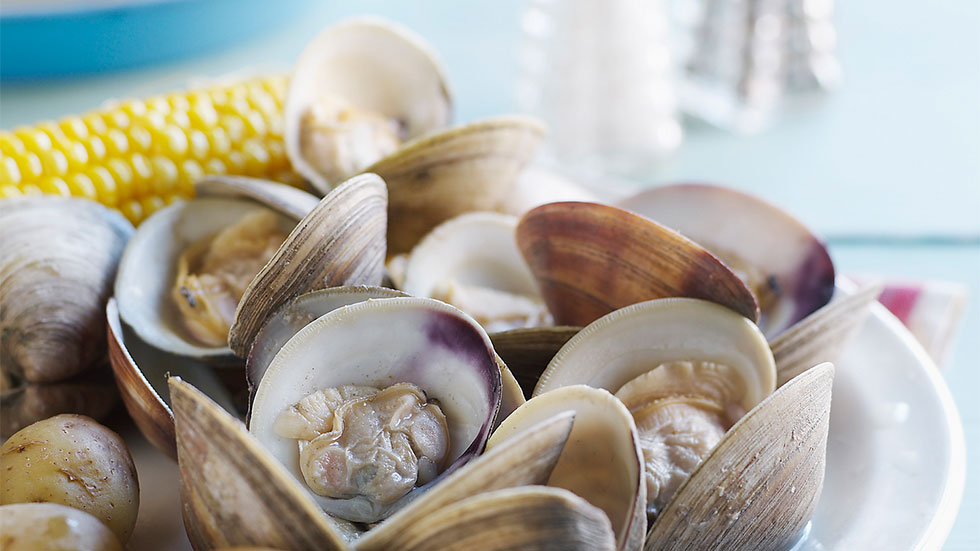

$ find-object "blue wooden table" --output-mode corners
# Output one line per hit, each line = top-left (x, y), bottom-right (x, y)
(2, 1), (977, 549)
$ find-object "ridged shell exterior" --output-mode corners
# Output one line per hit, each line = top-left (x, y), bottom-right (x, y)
(1, 197), (132, 383)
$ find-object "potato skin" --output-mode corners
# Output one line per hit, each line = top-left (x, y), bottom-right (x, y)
(0, 502), (123, 551)
(1, 414), (139, 543)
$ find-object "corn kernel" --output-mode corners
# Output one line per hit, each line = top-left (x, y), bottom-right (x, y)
(0, 185), (22, 198)
(15, 153), (44, 181)
(223, 150), (247, 175)
(67, 173), (99, 201)
(167, 94), (192, 113)
(106, 157), (134, 201)
(104, 128), (131, 157)
(146, 96), (171, 114)
(166, 110), (192, 130)
(177, 159), (204, 197)
(37, 148), (69, 176)
(59, 140), (90, 170)
(140, 195), (167, 218)
(220, 115), (246, 145)
(38, 176), (71, 196)
(151, 156), (179, 195)
(242, 139), (271, 176)
(1, 132), (27, 156)
(189, 100), (219, 129)
(207, 127), (232, 157)
(164, 193), (182, 205)
(88, 166), (118, 206)
(15, 127), (53, 152)
(159, 125), (189, 158)
(129, 126), (153, 153)
(188, 129), (210, 160)
(120, 200), (144, 225)
(19, 184), (43, 196)
(242, 110), (267, 138)
(204, 158), (227, 175)
(59, 116), (90, 141)
(1, 157), (21, 186)
(84, 135), (108, 163)
(83, 113), (109, 136)
(119, 99), (148, 119)
(103, 110), (131, 129)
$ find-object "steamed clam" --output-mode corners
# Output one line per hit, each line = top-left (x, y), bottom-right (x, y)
(395, 211), (552, 332)
(284, 17), (452, 193)
(617, 183), (836, 337)
(248, 297), (502, 523)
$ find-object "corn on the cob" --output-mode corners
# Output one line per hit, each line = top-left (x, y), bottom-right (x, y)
(0, 75), (304, 225)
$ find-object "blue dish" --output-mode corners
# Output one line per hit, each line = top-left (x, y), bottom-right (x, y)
(1, 0), (314, 80)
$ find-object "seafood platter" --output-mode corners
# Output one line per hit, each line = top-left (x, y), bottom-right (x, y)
(0, 16), (961, 551)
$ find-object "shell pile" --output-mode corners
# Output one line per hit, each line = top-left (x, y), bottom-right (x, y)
(3, 16), (885, 551)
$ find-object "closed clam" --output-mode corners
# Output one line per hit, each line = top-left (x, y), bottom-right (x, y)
(1, 197), (132, 383)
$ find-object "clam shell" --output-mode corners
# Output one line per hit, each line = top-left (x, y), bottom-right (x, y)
(490, 326), (580, 399)
(370, 116), (547, 255)
(534, 298), (775, 404)
(617, 183), (835, 337)
(285, 16), (452, 193)
(359, 486), (616, 551)
(228, 173), (388, 357)
(772, 283), (881, 387)
(1, 197), (132, 383)
(169, 378), (351, 550)
(244, 285), (407, 400)
(114, 197), (297, 360)
(489, 385), (646, 551)
(516, 202), (759, 327)
(107, 299), (237, 460)
(196, 176), (321, 220)
(646, 363), (834, 550)
(358, 411), (576, 549)
(248, 297), (502, 523)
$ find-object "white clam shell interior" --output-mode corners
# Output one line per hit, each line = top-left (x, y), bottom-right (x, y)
(535, 298), (776, 407)
(401, 211), (541, 300)
(285, 16), (452, 192)
(114, 198), (296, 359)
(249, 297), (501, 522)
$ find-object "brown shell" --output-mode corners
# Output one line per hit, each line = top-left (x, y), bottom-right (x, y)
(516, 202), (759, 327)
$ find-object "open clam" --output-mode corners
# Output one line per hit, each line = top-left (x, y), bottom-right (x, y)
(617, 183), (835, 337)
(248, 297), (502, 523)
(171, 375), (616, 550)
(285, 17), (452, 194)
(113, 174), (385, 361)
(397, 211), (552, 333)
(530, 297), (833, 549)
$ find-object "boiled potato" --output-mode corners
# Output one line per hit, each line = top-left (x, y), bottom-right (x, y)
(1, 414), (139, 543)
(0, 502), (122, 551)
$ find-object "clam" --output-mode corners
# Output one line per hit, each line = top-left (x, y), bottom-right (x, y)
(516, 201), (759, 326)
(0, 374), (118, 438)
(284, 17), (452, 194)
(529, 297), (834, 549)
(397, 211), (552, 333)
(113, 174), (385, 361)
(616, 183), (836, 337)
(170, 321), (616, 549)
(370, 115), (547, 255)
(535, 298), (776, 518)
(488, 385), (647, 551)
(1, 196), (133, 383)
(248, 297), (502, 523)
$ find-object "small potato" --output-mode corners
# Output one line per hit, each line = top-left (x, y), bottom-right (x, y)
(1, 414), (139, 543)
(0, 502), (123, 551)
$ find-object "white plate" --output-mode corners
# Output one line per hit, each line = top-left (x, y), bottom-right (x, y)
(123, 294), (966, 550)
(802, 301), (966, 550)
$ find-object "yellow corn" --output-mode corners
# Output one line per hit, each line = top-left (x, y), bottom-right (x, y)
(0, 75), (304, 225)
